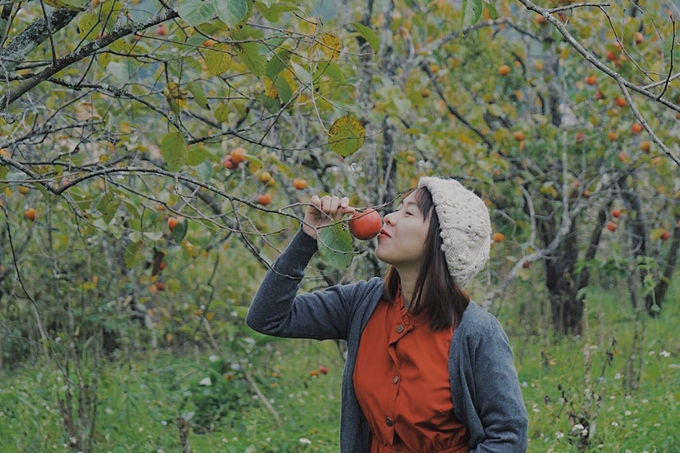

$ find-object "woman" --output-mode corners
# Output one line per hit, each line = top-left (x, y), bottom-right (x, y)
(246, 177), (528, 453)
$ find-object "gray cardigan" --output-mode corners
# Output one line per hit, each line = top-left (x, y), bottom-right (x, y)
(246, 230), (528, 452)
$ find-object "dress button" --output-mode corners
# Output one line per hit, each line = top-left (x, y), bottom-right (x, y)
(385, 416), (393, 427)
(396, 324), (404, 333)
(393, 376), (399, 384)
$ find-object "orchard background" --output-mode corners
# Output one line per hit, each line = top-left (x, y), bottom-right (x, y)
(1, 0), (679, 451)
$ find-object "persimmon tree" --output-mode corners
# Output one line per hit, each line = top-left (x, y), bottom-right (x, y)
(1, 0), (679, 367)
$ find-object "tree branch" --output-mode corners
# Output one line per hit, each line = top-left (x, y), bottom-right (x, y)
(0, 7), (79, 77)
(0, 8), (178, 110)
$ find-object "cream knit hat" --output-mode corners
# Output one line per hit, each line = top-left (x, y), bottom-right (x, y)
(417, 177), (491, 287)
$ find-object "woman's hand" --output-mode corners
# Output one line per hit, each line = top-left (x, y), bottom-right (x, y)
(302, 195), (355, 239)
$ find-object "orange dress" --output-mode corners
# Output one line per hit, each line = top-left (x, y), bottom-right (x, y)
(353, 293), (469, 453)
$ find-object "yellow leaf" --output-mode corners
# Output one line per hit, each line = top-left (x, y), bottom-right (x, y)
(317, 33), (342, 60)
(264, 77), (278, 99)
(75, 102), (101, 121)
(204, 43), (232, 76)
(120, 122), (133, 134)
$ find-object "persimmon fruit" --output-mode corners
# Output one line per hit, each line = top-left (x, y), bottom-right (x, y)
(24, 208), (37, 221)
(259, 171), (272, 184)
(257, 193), (272, 206)
(168, 217), (179, 231)
(640, 141), (650, 153)
(229, 147), (247, 164)
(223, 155), (238, 170)
(293, 178), (308, 190)
(348, 209), (382, 240)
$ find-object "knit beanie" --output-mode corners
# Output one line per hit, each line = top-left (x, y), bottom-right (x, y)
(417, 177), (491, 287)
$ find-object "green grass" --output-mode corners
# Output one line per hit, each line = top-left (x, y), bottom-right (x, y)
(1, 285), (679, 452)
(0, 339), (344, 452)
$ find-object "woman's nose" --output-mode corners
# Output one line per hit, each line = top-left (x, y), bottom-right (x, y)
(383, 212), (395, 225)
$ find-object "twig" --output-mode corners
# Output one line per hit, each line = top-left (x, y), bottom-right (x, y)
(656, 15), (675, 100)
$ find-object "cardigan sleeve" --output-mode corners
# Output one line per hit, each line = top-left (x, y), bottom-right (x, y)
(452, 305), (529, 453)
(246, 228), (365, 341)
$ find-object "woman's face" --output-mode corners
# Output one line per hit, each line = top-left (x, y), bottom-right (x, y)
(375, 191), (431, 272)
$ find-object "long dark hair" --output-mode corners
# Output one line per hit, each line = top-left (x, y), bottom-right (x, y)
(383, 187), (470, 330)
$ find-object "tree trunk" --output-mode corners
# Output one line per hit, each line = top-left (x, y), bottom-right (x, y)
(646, 212), (680, 315)
(541, 213), (583, 334)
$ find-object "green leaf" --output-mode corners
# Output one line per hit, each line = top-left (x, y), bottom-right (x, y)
(179, 0), (215, 26)
(78, 13), (100, 41)
(186, 81), (210, 110)
(60, 0), (89, 8)
(196, 160), (213, 183)
(0, 166), (8, 191)
(187, 147), (217, 166)
(273, 76), (292, 103)
(314, 60), (344, 82)
(650, 227), (667, 241)
(253, 2), (298, 21)
(97, 192), (120, 224)
(353, 22), (379, 53)
(254, 1), (279, 21)
(124, 241), (142, 269)
(213, 0), (251, 28)
(214, 103), (230, 122)
(461, 0), (484, 29)
(328, 115), (365, 157)
(265, 50), (291, 79)
(236, 42), (266, 76)
(204, 42), (232, 76)
(161, 131), (189, 172)
(317, 223), (354, 268)
(485, 1), (498, 20)
(100, 0), (123, 33)
(172, 219), (189, 243)
(184, 34), (210, 48)
(255, 93), (280, 114)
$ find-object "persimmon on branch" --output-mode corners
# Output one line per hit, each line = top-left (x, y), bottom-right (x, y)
(518, 0), (680, 167)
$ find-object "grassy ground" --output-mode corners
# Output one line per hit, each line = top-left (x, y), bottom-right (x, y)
(1, 285), (679, 452)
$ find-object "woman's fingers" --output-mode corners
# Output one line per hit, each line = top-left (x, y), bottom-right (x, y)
(302, 195), (357, 238)
(321, 196), (355, 219)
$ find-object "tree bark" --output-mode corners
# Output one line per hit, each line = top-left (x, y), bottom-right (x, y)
(541, 214), (583, 334)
